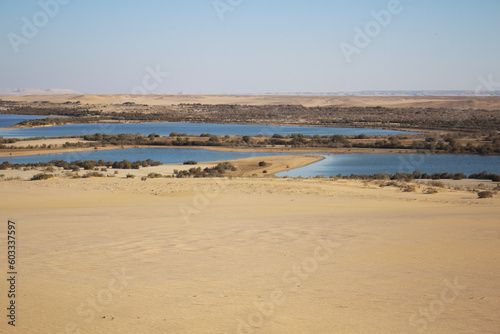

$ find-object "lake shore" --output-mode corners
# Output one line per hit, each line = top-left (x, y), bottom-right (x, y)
(1, 175), (499, 333)
(0, 155), (325, 179)
(0, 143), (422, 158)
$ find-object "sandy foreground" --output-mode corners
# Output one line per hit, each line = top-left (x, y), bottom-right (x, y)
(1, 163), (500, 333)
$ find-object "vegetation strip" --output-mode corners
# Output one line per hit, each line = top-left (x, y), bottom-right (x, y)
(1, 102), (500, 131)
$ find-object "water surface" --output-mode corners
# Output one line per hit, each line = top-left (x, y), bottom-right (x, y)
(276, 153), (500, 177)
(1, 149), (498, 176)
(0, 116), (418, 138)
(0, 115), (46, 129)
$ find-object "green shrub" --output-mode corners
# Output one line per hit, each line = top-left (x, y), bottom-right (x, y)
(126, 174), (135, 179)
(259, 161), (267, 167)
(147, 172), (163, 178)
(183, 160), (198, 165)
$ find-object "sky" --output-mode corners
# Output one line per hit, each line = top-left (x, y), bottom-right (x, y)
(0, 0), (499, 94)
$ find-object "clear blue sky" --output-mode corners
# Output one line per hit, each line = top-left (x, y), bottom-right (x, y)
(1, 0), (499, 94)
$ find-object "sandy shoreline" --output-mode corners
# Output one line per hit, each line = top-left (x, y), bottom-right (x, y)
(1, 175), (499, 333)
(0, 144), (423, 158)
(0, 155), (325, 180)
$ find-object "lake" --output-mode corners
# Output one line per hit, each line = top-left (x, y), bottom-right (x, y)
(276, 153), (500, 177)
(0, 115), (416, 138)
(0, 115), (46, 129)
(1, 148), (499, 176)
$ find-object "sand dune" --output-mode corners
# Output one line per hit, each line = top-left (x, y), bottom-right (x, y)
(4, 94), (500, 109)
(1, 175), (499, 333)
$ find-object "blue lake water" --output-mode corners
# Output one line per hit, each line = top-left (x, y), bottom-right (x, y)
(0, 115), (46, 129)
(276, 153), (500, 177)
(0, 116), (416, 138)
(1, 149), (499, 176)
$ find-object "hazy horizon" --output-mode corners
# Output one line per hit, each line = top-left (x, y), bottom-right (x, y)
(1, 0), (499, 95)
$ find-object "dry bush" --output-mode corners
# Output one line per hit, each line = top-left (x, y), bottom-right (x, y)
(478, 191), (494, 199)
(31, 173), (54, 181)
(429, 181), (445, 188)
(424, 188), (439, 194)
(402, 185), (416, 192)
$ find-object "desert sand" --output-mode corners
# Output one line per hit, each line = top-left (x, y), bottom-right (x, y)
(4, 94), (500, 110)
(1, 166), (499, 333)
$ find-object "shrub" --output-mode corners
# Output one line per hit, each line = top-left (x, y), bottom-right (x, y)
(147, 172), (163, 178)
(402, 185), (416, 192)
(82, 172), (104, 178)
(31, 173), (54, 181)
(183, 160), (198, 165)
(424, 188), (439, 194)
(262, 170), (268, 174)
(384, 181), (399, 187)
(489, 174), (500, 182)
(259, 161), (267, 167)
(141, 176), (147, 181)
(126, 174), (135, 179)
(478, 191), (493, 199)
(429, 181), (445, 188)
(452, 173), (467, 180)
(0, 161), (12, 170)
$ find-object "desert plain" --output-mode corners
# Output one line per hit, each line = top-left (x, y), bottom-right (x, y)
(1, 154), (499, 334)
